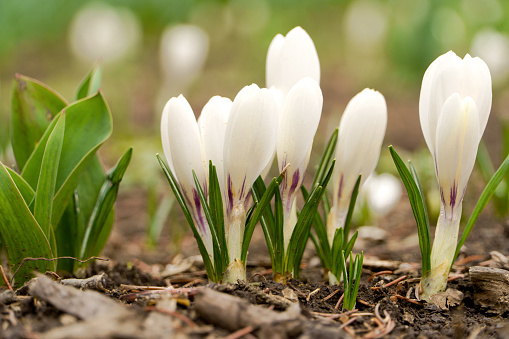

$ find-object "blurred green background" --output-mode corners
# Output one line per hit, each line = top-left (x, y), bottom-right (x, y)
(1, 0), (508, 257)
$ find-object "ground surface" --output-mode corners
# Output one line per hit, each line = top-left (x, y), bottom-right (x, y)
(1, 190), (509, 338)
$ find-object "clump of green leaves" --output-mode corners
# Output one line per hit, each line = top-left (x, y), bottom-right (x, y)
(308, 129), (362, 286)
(0, 65), (132, 286)
(389, 145), (509, 278)
(254, 149), (335, 283)
(158, 157), (285, 283)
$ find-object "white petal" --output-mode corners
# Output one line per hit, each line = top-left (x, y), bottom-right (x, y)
(419, 51), (460, 154)
(436, 94), (480, 210)
(277, 78), (323, 176)
(266, 34), (285, 90)
(333, 89), (387, 210)
(198, 96), (232, 193)
(162, 95), (206, 193)
(224, 85), (279, 205)
(419, 51), (492, 155)
(265, 26), (320, 96)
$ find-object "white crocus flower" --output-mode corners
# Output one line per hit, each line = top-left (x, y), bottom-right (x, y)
(277, 77), (323, 250)
(419, 52), (491, 299)
(198, 96), (232, 194)
(266, 26), (321, 98)
(223, 84), (279, 282)
(161, 95), (232, 266)
(327, 89), (387, 246)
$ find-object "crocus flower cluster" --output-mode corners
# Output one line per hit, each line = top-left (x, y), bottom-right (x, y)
(267, 27), (323, 253)
(419, 51), (492, 298)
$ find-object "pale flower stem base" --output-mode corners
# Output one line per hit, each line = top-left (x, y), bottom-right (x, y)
(223, 259), (246, 283)
(328, 271), (340, 285)
(226, 202), (246, 263)
(421, 203), (462, 300)
(326, 206), (348, 247)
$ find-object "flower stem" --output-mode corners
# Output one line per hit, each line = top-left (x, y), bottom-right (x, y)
(224, 202), (247, 282)
(421, 203), (462, 299)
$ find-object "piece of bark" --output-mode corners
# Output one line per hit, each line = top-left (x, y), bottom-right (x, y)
(195, 288), (352, 338)
(195, 288), (305, 333)
(212, 282), (293, 309)
(60, 273), (111, 291)
(469, 266), (509, 314)
(28, 275), (129, 320)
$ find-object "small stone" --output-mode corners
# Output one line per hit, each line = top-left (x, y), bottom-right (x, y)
(60, 314), (78, 326)
(282, 287), (298, 302)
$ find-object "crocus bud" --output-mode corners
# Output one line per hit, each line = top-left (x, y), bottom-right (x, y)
(276, 77), (323, 250)
(223, 84), (278, 278)
(266, 26), (320, 97)
(198, 96), (232, 194)
(327, 89), (387, 244)
(161, 95), (231, 267)
(419, 51), (491, 160)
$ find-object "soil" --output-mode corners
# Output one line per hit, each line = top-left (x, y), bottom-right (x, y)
(1, 189), (509, 338)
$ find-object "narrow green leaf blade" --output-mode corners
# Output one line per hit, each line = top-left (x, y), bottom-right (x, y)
(453, 153), (509, 264)
(80, 148), (133, 261)
(312, 128), (338, 188)
(157, 154), (216, 281)
(241, 170), (286, 263)
(389, 146), (431, 275)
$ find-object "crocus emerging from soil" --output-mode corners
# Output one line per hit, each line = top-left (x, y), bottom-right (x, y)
(222, 84), (279, 282)
(419, 51), (492, 298)
(327, 88), (387, 284)
(161, 95), (232, 267)
(267, 27), (323, 277)
(276, 78), (323, 253)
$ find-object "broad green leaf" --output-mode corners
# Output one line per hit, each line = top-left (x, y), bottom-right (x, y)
(34, 113), (65, 239)
(453, 153), (509, 265)
(21, 93), (113, 227)
(0, 163), (54, 286)
(389, 146), (431, 274)
(80, 148), (133, 261)
(6, 167), (34, 204)
(75, 64), (102, 100)
(56, 193), (80, 272)
(11, 75), (67, 171)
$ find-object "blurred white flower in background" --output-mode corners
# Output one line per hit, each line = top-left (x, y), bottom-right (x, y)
(362, 173), (402, 217)
(69, 2), (141, 64)
(471, 29), (509, 85)
(160, 25), (209, 87)
(344, 0), (387, 53)
(158, 24), (209, 100)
